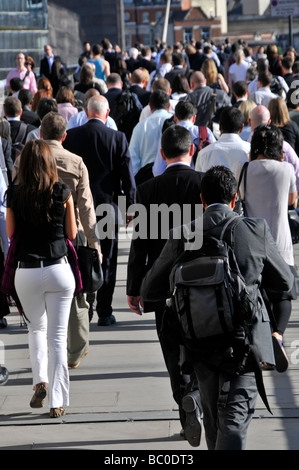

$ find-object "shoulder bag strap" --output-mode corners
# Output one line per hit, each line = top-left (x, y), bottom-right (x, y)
(237, 161), (249, 193)
(14, 122), (27, 145)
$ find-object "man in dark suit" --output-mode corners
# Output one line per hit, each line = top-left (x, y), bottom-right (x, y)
(138, 46), (157, 74)
(18, 89), (40, 127)
(127, 125), (204, 446)
(63, 95), (136, 326)
(104, 73), (123, 113)
(129, 69), (151, 107)
(39, 44), (60, 82)
(126, 47), (140, 73)
(164, 52), (188, 87)
(232, 81), (248, 108)
(3, 96), (35, 161)
(140, 165), (294, 450)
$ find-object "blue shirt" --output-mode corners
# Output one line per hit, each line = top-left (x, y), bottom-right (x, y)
(66, 111), (117, 130)
(152, 120), (216, 176)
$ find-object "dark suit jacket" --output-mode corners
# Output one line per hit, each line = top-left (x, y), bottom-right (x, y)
(127, 164), (204, 296)
(164, 67), (187, 87)
(39, 55), (62, 80)
(21, 106), (40, 128)
(138, 57), (157, 74)
(140, 205), (294, 363)
(104, 87), (123, 112)
(130, 85), (150, 107)
(126, 57), (140, 73)
(188, 52), (205, 71)
(8, 120), (35, 145)
(62, 118), (136, 214)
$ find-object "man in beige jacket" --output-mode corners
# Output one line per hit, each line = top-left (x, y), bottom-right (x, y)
(40, 112), (101, 368)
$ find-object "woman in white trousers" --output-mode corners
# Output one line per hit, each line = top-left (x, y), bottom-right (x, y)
(6, 139), (77, 417)
(15, 261), (75, 410)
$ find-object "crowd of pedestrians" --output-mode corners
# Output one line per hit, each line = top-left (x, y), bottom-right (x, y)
(0, 36), (299, 449)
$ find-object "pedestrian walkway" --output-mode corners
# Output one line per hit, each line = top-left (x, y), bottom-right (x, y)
(0, 228), (299, 451)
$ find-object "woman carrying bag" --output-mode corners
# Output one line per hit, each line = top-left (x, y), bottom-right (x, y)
(236, 124), (297, 372)
(5, 140), (77, 417)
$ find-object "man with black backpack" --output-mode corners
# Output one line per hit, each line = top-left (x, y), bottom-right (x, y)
(140, 166), (294, 450)
(3, 97), (35, 161)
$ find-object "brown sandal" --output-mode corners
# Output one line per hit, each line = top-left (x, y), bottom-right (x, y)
(50, 407), (66, 418)
(30, 383), (47, 408)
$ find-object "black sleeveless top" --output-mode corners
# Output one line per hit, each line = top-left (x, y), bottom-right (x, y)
(7, 181), (71, 262)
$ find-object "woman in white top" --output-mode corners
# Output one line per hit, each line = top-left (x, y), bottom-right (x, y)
(236, 124), (297, 371)
(228, 49), (250, 92)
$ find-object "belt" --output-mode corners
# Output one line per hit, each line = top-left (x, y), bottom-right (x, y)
(18, 257), (68, 269)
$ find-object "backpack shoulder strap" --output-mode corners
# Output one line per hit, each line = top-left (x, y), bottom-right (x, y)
(198, 126), (208, 140)
(14, 121), (27, 144)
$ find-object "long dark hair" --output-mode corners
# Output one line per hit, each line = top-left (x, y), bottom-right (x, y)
(251, 124), (284, 161)
(12, 140), (58, 225)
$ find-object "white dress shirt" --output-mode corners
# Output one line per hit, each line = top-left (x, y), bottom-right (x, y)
(129, 108), (172, 175)
(248, 87), (278, 107)
(195, 133), (250, 175)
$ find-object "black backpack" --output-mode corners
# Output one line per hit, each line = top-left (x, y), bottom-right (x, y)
(270, 76), (283, 97)
(110, 90), (143, 141)
(169, 216), (272, 412)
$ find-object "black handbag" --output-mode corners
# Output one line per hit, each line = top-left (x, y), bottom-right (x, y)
(234, 161), (249, 216)
(76, 245), (104, 293)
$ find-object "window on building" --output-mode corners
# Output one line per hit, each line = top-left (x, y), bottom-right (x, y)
(155, 11), (163, 22)
(27, 0), (43, 7)
(142, 12), (150, 23)
(201, 27), (210, 40)
(143, 34), (151, 46)
(183, 28), (193, 43)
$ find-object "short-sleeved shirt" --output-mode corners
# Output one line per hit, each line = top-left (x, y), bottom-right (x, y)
(236, 159), (296, 265)
(6, 181), (71, 261)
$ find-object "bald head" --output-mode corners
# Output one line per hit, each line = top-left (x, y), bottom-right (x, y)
(87, 95), (109, 122)
(249, 105), (270, 130)
(190, 71), (206, 89)
(84, 88), (100, 108)
(131, 68), (148, 86)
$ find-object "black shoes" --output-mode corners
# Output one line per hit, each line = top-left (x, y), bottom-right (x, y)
(0, 366), (9, 386)
(88, 305), (93, 322)
(97, 314), (116, 326)
(0, 318), (7, 329)
(182, 391), (202, 447)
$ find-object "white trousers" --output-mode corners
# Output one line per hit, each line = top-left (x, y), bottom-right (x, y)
(15, 262), (75, 408)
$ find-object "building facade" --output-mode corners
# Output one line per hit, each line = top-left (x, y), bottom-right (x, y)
(1, 0), (298, 83)
(0, 0), (48, 80)
(123, 0), (227, 48)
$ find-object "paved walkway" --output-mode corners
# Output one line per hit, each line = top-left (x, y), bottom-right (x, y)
(0, 228), (299, 451)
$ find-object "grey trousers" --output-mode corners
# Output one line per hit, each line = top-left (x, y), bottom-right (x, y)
(67, 293), (90, 365)
(193, 360), (258, 450)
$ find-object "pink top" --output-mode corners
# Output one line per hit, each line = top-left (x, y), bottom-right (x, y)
(6, 68), (37, 94)
(57, 103), (78, 123)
